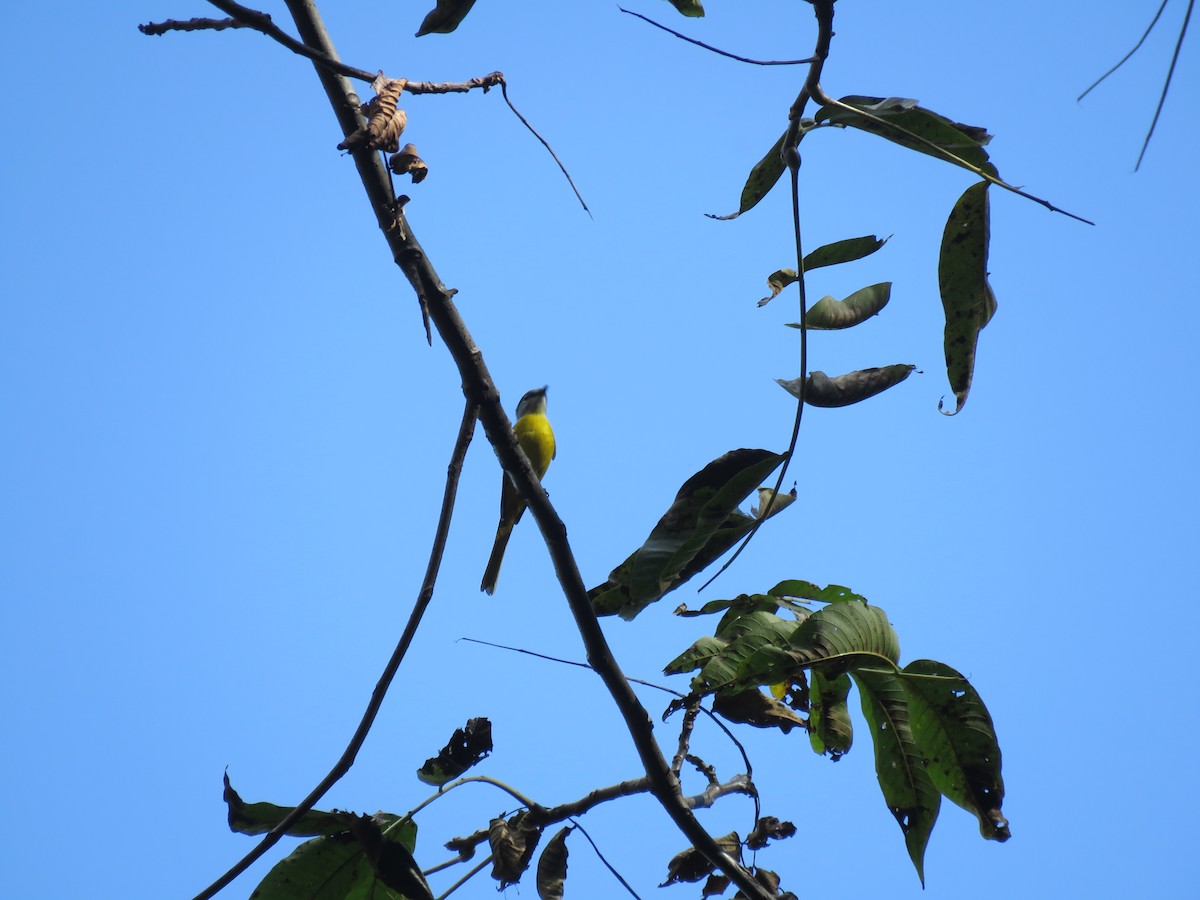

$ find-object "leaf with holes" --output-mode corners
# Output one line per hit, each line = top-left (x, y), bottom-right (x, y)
(901, 659), (1010, 841)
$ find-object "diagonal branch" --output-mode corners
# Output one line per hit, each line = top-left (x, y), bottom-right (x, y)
(192, 397), (478, 899)
(184, 1), (775, 898)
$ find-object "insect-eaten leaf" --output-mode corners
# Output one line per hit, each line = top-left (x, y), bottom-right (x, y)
(490, 811), (541, 889)
(746, 816), (797, 851)
(390, 143), (428, 183)
(415, 0), (479, 36)
(417, 717), (493, 786)
(938, 181), (996, 415)
(339, 74), (408, 153)
(589, 449), (785, 620)
(786, 282), (890, 330)
(768, 579), (868, 606)
(536, 826), (571, 900)
(900, 659), (1009, 841)
(854, 668), (941, 887)
(814, 95), (997, 178)
(777, 365), (915, 407)
(711, 130), (786, 220)
(712, 687), (806, 733)
(661, 833), (742, 885)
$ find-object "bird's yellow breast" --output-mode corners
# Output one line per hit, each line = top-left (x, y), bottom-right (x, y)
(513, 412), (555, 478)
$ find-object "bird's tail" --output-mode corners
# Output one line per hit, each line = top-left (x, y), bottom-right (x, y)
(480, 519), (515, 595)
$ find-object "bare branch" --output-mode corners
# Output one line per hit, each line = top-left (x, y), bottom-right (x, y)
(1078, 0), (1170, 100)
(139, 17), (252, 35)
(618, 6), (814, 66)
(1136, 0), (1193, 170)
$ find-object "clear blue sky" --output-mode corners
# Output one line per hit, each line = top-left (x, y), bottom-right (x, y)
(3, 2), (1196, 898)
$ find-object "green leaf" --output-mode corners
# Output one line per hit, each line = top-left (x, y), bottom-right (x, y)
(589, 449), (785, 619)
(664, 610), (800, 688)
(768, 580), (868, 606)
(415, 0), (479, 36)
(854, 668), (941, 887)
(249, 815), (424, 900)
(665, 0), (705, 15)
(710, 130), (786, 220)
(808, 670), (853, 760)
(777, 365), (916, 407)
(901, 660), (1010, 841)
(803, 235), (888, 270)
(224, 773), (351, 837)
(814, 95), (997, 178)
(797, 282), (892, 330)
(938, 181), (996, 415)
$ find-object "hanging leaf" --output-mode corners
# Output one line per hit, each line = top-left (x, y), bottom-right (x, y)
(814, 96), (997, 178)
(224, 773), (354, 837)
(390, 143), (428, 183)
(938, 181), (996, 415)
(712, 688), (806, 733)
(787, 282), (891, 330)
(710, 130), (786, 220)
(339, 74), (408, 153)
(854, 668), (941, 887)
(417, 717), (493, 786)
(589, 449), (786, 620)
(901, 659), (1010, 841)
(777, 365), (916, 408)
(347, 816), (436, 900)
(536, 826), (572, 900)
(415, 0), (479, 36)
(808, 670), (853, 760)
(490, 811), (542, 889)
(666, 0), (705, 15)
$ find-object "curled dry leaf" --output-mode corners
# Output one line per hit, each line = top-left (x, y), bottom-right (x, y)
(390, 143), (428, 183)
(339, 74), (408, 153)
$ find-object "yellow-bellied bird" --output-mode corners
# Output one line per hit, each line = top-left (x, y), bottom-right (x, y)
(481, 386), (555, 594)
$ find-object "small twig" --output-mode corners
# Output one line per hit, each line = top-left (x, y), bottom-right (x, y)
(671, 700), (702, 775)
(191, 401), (478, 900)
(569, 819), (646, 900)
(1078, 0), (1170, 100)
(458, 637), (755, 782)
(686, 754), (719, 786)
(499, 80), (590, 215)
(618, 6), (814, 66)
(434, 853), (493, 900)
(1136, 0), (1193, 170)
(139, 17), (253, 35)
(197, 0), (377, 82)
(404, 73), (506, 95)
(687, 774), (755, 809)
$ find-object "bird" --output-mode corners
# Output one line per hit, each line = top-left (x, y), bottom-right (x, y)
(481, 386), (556, 594)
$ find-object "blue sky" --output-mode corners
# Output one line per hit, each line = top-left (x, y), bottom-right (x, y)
(3, 2), (1197, 898)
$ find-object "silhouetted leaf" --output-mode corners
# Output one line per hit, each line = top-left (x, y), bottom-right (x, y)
(224, 773), (350, 837)
(536, 826), (571, 900)
(490, 811), (541, 889)
(901, 659), (1009, 841)
(662, 833), (742, 885)
(666, 0), (705, 15)
(745, 817), (796, 851)
(938, 181), (996, 415)
(417, 717), (493, 786)
(415, 0), (479, 36)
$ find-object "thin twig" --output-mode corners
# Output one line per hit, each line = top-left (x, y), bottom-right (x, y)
(203, 0), (376, 81)
(433, 853), (493, 900)
(569, 819), (645, 900)
(1078, 0), (1170, 100)
(1136, 0), (1193, 170)
(499, 81), (591, 215)
(618, 6), (814, 66)
(191, 400), (478, 900)
(457, 637), (755, 782)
